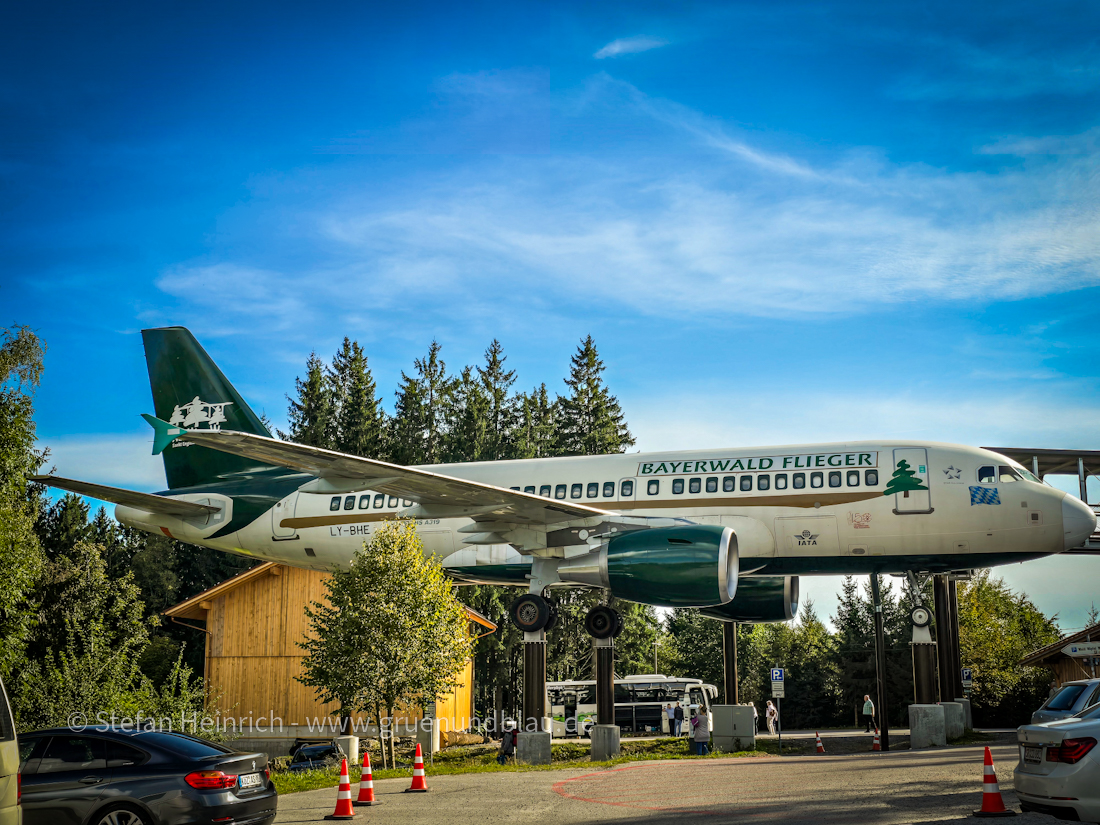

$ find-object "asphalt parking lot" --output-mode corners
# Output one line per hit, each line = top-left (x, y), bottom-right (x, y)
(274, 742), (1066, 825)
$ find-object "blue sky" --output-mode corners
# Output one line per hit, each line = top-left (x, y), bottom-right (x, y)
(3, 0), (1099, 630)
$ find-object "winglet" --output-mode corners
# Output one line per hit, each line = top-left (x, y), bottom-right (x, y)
(142, 414), (190, 455)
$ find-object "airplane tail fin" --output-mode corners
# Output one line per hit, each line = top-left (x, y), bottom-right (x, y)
(142, 327), (275, 490)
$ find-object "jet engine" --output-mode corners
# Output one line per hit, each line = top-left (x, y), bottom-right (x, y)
(557, 524), (737, 608)
(698, 576), (799, 623)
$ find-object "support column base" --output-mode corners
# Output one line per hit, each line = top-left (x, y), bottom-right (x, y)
(908, 704), (946, 748)
(955, 697), (973, 730)
(516, 731), (552, 765)
(590, 724), (620, 762)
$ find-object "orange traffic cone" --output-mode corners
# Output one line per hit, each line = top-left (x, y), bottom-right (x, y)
(871, 728), (881, 752)
(973, 746), (1016, 817)
(404, 743), (428, 792)
(324, 758), (358, 820)
(354, 752), (376, 807)
(815, 732), (825, 754)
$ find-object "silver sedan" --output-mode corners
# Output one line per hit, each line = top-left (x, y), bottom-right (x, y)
(1015, 703), (1100, 823)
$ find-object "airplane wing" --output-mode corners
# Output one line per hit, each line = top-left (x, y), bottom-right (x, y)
(30, 475), (220, 518)
(165, 426), (613, 526)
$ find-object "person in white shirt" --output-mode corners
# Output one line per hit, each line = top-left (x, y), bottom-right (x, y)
(665, 704), (676, 735)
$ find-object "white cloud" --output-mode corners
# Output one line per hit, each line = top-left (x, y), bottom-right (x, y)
(39, 433), (167, 492)
(594, 36), (667, 60)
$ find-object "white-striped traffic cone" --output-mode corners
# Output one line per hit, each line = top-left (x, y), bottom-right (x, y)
(354, 752), (376, 806)
(815, 732), (825, 754)
(324, 758), (358, 820)
(973, 746), (1016, 817)
(404, 742), (428, 792)
(871, 728), (881, 752)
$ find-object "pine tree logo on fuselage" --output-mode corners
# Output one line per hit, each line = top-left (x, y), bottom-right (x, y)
(883, 459), (928, 498)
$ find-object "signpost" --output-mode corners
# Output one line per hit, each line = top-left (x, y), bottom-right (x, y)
(961, 667), (972, 696)
(771, 668), (784, 753)
(1062, 643), (1100, 658)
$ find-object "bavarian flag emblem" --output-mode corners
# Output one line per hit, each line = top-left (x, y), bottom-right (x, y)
(969, 486), (1001, 505)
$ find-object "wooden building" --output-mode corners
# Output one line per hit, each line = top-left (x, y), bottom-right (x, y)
(1020, 622), (1100, 688)
(163, 562), (494, 754)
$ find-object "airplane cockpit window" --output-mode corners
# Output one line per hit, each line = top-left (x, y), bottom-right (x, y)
(359, 495), (370, 509)
(829, 471), (842, 488)
(689, 478), (701, 494)
(865, 470), (878, 486)
(847, 471), (860, 487)
(706, 477), (718, 493)
(540, 485), (551, 497)
(587, 483), (599, 498)
(555, 484), (567, 499)
(373, 494), (384, 508)
(810, 472), (824, 488)
(723, 476), (735, 492)
(999, 466), (1022, 483)
(621, 479), (634, 497)
(775, 473), (788, 489)
(1014, 465), (1042, 483)
(978, 466), (996, 484)
(603, 481), (615, 497)
(647, 480), (659, 495)
(330, 496), (342, 511)
(672, 479), (685, 494)
(793, 473), (806, 489)
(344, 495), (356, 510)
(740, 476), (752, 492)
(758, 474), (770, 491)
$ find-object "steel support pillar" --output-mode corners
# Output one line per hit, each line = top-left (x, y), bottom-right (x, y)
(595, 637), (615, 726)
(912, 643), (938, 704)
(933, 574), (951, 702)
(948, 579), (964, 700)
(522, 631), (548, 733)
(722, 622), (739, 704)
(870, 573), (890, 751)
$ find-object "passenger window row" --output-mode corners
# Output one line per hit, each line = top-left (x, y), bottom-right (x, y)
(329, 494), (414, 512)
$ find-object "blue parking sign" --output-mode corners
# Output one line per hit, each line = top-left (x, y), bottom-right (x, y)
(771, 668), (784, 681)
(961, 668), (972, 682)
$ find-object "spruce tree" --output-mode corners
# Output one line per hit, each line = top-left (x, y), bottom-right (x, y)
(477, 340), (517, 460)
(390, 341), (455, 466)
(282, 351), (334, 448)
(556, 336), (635, 456)
(515, 384), (557, 459)
(831, 576), (876, 724)
(328, 338), (385, 459)
(444, 366), (489, 463)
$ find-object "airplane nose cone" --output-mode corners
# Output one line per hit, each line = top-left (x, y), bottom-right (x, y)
(1062, 495), (1097, 550)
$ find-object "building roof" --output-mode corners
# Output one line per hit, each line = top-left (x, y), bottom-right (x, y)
(1020, 623), (1100, 667)
(162, 561), (497, 632)
(983, 447), (1100, 478)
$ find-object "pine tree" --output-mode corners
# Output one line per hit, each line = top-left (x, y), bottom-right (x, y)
(832, 576), (875, 725)
(390, 341), (455, 465)
(556, 336), (635, 456)
(282, 351), (334, 448)
(515, 384), (557, 459)
(444, 366), (489, 463)
(35, 493), (92, 561)
(477, 340), (517, 461)
(328, 338), (386, 458)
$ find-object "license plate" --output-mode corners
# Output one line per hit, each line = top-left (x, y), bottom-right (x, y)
(239, 772), (262, 789)
(1023, 746), (1042, 765)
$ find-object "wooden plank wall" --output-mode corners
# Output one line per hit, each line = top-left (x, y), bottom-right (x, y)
(203, 565), (472, 731)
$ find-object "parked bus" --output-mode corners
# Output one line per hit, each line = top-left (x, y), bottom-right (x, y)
(548, 674), (718, 737)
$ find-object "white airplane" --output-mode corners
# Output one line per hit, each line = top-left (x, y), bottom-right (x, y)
(35, 327), (1096, 632)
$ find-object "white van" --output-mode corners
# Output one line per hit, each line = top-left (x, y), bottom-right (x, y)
(0, 677), (18, 825)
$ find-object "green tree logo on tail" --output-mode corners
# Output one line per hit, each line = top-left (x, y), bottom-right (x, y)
(883, 459), (928, 497)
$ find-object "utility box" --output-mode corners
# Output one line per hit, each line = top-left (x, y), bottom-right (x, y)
(710, 704), (756, 753)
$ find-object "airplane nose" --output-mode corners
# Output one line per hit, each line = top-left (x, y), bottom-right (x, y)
(1062, 495), (1097, 550)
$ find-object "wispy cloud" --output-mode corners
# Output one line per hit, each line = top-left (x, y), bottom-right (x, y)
(38, 433), (167, 492)
(594, 36), (667, 60)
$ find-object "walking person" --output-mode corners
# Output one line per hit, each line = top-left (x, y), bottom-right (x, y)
(751, 703), (759, 733)
(692, 709), (710, 755)
(665, 704), (675, 735)
(497, 721), (517, 765)
(862, 694), (876, 733)
(765, 700), (778, 735)
(673, 702), (684, 736)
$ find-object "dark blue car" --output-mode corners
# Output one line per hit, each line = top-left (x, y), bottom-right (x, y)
(18, 727), (277, 825)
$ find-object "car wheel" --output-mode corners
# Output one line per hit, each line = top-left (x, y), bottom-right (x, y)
(510, 593), (551, 632)
(93, 805), (151, 825)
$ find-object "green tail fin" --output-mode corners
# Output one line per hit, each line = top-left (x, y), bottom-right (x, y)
(142, 327), (276, 490)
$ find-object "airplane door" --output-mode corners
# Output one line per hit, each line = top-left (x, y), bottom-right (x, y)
(889, 448), (933, 514)
(272, 493), (299, 539)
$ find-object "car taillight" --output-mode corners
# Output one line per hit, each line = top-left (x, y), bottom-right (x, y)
(263, 767), (270, 780)
(16, 773), (20, 804)
(184, 770), (239, 789)
(1046, 738), (1097, 764)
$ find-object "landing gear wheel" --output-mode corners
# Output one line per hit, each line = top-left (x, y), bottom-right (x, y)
(544, 600), (560, 632)
(585, 605), (622, 639)
(910, 606), (932, 628)
(510, 593), (551, 632)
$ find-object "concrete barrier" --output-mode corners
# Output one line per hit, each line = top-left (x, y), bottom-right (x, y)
(590, 725), (621, 761)
(516, 731), (552, 765)
(955, 697), (973, 730)
(940, 702), (964, 740)
(336, 735), (359, 765)
(908, 704), (946, 749)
